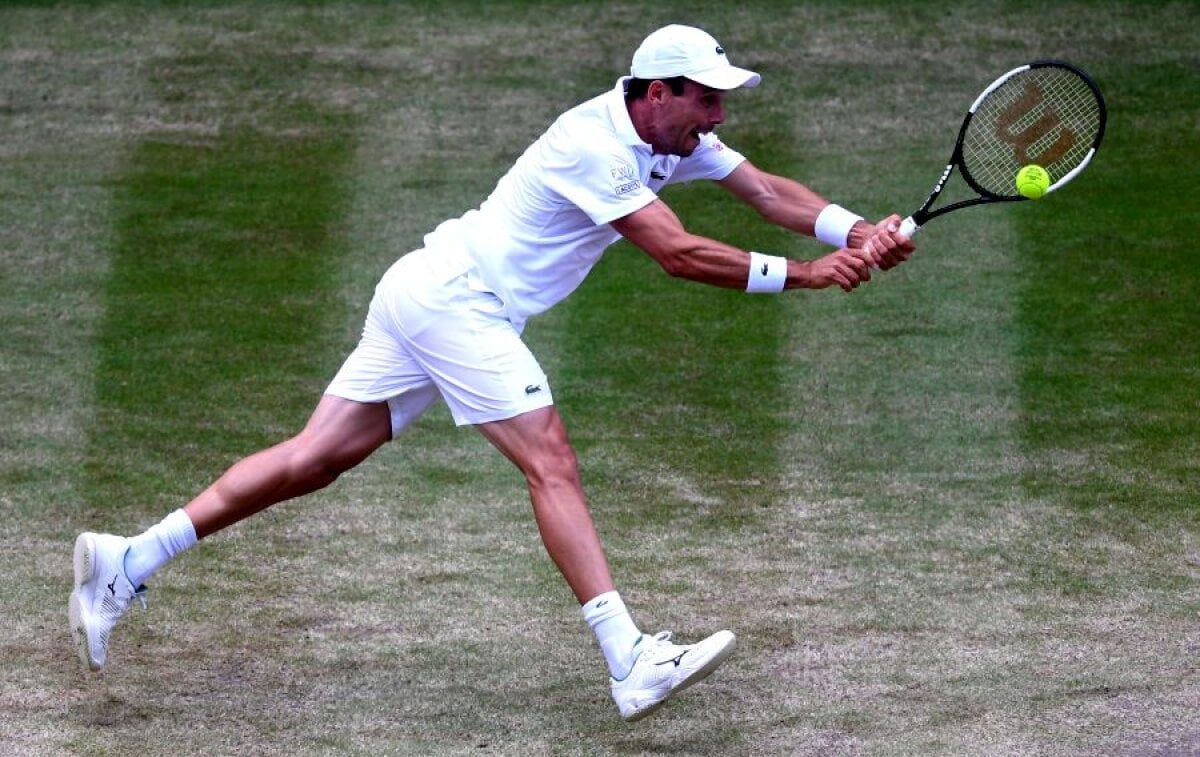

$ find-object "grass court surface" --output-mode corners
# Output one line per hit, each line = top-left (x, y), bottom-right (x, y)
(2, 2), (1197, 754)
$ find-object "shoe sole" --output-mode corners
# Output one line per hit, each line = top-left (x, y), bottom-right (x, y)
(68, 533), (100, 671)
(623, 631), (737, 722)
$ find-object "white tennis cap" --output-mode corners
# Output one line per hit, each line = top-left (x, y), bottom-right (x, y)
(631, 25), (761, 90)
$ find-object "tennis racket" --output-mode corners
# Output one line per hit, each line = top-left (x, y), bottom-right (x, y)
(899, 60), (1107, 237)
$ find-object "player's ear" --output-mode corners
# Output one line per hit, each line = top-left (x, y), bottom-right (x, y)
(646, 79), (670, 104)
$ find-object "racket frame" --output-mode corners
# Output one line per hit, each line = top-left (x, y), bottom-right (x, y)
(899, 60), (1106, 237)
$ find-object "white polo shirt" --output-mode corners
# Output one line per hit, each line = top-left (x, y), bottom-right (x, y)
(422, 77), (747, 328)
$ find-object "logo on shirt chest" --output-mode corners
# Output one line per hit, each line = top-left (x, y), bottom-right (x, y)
(648, 157), (673, 185)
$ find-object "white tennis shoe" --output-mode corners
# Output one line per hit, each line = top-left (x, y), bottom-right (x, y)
(611, 629), (736, 721)
(69, 532), (146, 671)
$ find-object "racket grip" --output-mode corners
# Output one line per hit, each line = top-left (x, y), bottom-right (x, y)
(899, 216), (920, 237)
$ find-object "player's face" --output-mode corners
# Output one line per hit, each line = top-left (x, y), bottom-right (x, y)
(651, 80), (727, 157)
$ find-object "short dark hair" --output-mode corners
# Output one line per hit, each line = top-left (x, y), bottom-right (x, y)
(625, 76), (689, 101)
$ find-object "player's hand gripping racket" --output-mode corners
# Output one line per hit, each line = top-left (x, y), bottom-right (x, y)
(899, 60), (1107, 237)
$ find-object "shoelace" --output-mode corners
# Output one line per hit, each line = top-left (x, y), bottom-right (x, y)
(637, 630), (677, 660)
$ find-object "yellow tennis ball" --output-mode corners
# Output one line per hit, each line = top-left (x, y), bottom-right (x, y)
(1016, 164), (1050, 199)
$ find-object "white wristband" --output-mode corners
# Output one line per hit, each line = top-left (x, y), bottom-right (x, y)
(746, 251), (787, 293)
(814, 203), (864, 248)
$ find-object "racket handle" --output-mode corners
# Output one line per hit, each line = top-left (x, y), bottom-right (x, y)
(899, 216), (921, 237)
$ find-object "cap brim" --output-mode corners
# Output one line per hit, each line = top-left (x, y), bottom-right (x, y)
(688, 65), (761, 90)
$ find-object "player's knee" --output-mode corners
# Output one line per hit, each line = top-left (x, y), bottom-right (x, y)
(288, 452), (336, 489)
(523, 437), (582, 492)
(286, 437), (357, 489)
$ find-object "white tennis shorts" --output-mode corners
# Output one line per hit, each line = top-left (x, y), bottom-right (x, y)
(325, 247), (553, 436)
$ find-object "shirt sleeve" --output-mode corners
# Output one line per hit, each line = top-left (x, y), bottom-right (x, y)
(542, 128), (658, 226)
(666, 133), (747, 184)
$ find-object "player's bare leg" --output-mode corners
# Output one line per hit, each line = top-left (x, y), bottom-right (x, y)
(475, 405), (614, 603)
(185, 395), (393, 536)
(475, 405), (736, 720)
(70, 394), (392, 670)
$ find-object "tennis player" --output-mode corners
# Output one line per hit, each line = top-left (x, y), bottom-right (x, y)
(70, 24), (914, 721)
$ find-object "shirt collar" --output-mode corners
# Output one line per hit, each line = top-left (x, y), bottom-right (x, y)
(607, 77), (650, 149)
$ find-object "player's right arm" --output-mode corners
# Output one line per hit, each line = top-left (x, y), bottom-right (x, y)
(717, 161), (915, 270)
(610, 198), (871, 293)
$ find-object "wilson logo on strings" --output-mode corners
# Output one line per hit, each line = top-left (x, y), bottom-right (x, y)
(994, 82), (1077, 167)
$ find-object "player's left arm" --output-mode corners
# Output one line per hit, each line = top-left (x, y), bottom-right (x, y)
(611, 198), (871, 293)
(717, 160), (915, 270)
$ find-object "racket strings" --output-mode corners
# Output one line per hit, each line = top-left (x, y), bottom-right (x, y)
(963, 67), (1102, 197)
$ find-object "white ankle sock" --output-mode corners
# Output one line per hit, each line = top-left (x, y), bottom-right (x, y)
(123, 509), (198, 587)
(581, 591), (643, 680)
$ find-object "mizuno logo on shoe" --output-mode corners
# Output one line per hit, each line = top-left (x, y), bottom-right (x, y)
(107, 574), (119, 596)
(656, 651), (687, 668)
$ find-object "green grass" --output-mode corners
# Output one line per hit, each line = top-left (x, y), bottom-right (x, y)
(87, 125), (356, 514)
(2, 2), (1198, 755)
(1017, 57), (1200, 514)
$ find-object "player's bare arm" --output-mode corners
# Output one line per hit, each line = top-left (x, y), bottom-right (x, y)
(717, 161), (916, 269)
(611, 198), (871, 293)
